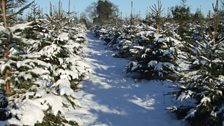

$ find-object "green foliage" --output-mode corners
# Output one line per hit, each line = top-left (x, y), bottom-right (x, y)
(64, 95), (76, 108)
(35, 113), (78, 126)
(10, 1), (34, 17)
(87, 0), (119, 24)
(40, 55), (60, 66)
(0, 91), (8, 109)
(192, 9), (204, 24)
(0, 109), (10, 121)
(55, 47), (70, 58)
(0, 0), (33, 25)
(171, 5), (191, 23)
(20, 27), (38, 39)
(27, 1), (43, 21)
(171, 4), (192, 37)
(128, 35), (177, 80)
(175, 37), (224, 125)
(0, 1), (88, 124)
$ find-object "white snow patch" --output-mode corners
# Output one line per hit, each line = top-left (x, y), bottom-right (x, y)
(129, 95), (155, 110)
(10, 22), (32, 32)
(58, 32), (69, 41)
(69, 33), (181, 126)
(56, 78), (73, 96)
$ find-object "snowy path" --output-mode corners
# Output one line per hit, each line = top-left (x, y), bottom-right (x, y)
(68, 32), (182, 126)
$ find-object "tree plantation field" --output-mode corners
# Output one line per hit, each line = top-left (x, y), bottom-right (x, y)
(0, 0), (224, 126)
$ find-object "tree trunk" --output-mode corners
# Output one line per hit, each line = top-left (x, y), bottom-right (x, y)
(68, 0), (70, 16)
(58, 0), (61, 19)
(3, 46), (9, 61)
(157, 21), (160, 34)
(212, 0), (219, 45)
(1, 0), (12, 93)
(1, 0), (9, 61)
(2, 0), (7, 28)
(3, 69), (11, 92)
(207, 10), (212, 38)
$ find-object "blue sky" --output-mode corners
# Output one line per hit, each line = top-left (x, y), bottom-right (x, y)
(29, 0), (216, 18)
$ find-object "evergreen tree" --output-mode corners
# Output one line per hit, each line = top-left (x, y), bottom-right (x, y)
(0, 0), (33, 93)
(171, 0), (191, 38)
(149, 0), (164, 33)
(192, 9), (204, 25)
(86, 0), (119, 24)
(0, 0), (33, 25)
(174, 36), (224, 126)
(27, 0), (42, 21)
(127, 34), (177, 80)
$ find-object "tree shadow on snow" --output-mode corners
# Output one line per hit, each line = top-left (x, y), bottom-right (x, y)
(80, 32), (182, 126)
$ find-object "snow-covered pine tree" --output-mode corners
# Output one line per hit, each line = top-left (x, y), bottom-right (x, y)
(174, 36), (224, 126)
(0, 0), (33, 94)
(109, 25), (137, 58)
(173, 1), (224, 124)
(0, 17), (88, 125)
(0, 0), (33, 122)
(127, 33), (177, 80)
(171, 0), (191, 39)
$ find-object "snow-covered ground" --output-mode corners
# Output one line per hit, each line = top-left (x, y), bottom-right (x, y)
(68, 32), (182, 126)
